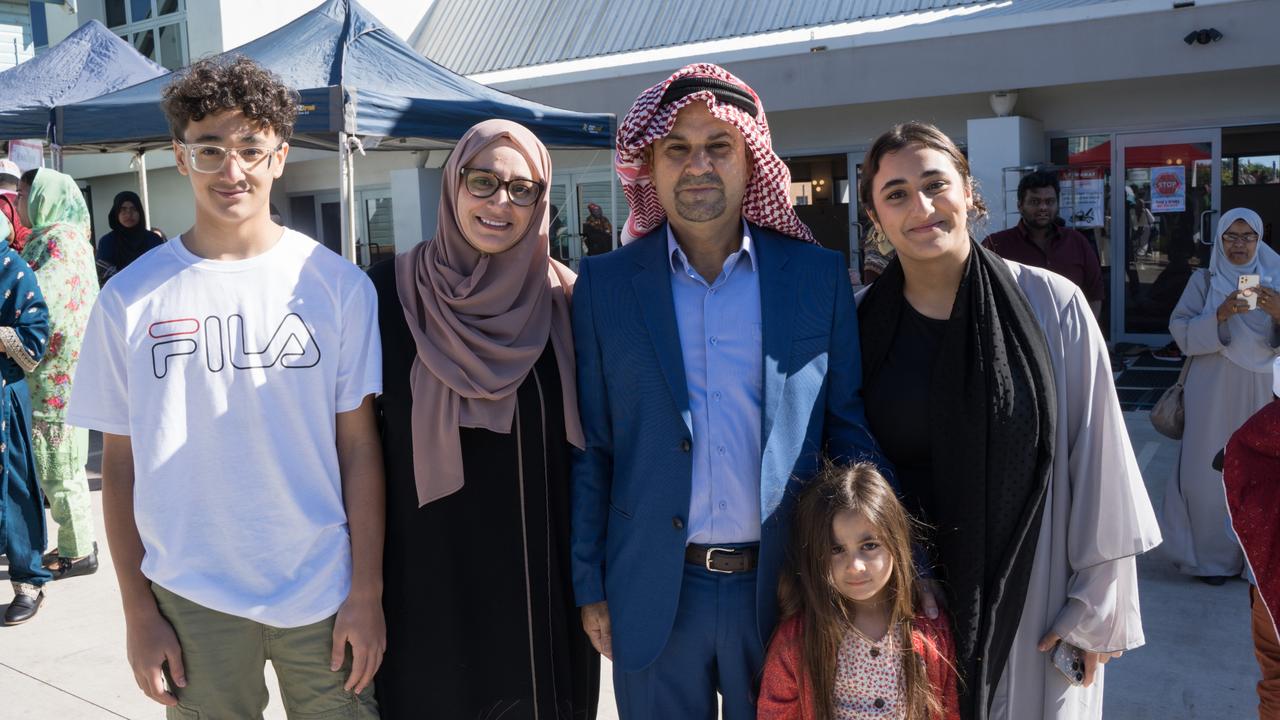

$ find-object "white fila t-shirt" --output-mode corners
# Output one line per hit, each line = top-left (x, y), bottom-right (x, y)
(68, 230), (381, 628)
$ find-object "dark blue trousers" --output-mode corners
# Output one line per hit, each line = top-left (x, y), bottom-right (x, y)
(613, 562), (765, 720)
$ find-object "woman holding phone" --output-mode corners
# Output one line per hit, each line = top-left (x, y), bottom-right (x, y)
(1162, 208), (1280, 585)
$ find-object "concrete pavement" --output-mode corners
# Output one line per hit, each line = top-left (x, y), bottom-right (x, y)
(0, 415), (1261, 718)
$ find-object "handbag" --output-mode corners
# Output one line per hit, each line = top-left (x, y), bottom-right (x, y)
(1152, 269), (1208, 438)
(1150, 270), (1211, 440)
(1150, 360), (1191, 439)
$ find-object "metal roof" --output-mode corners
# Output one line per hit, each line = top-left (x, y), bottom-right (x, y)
(411, 0), (1003, 76)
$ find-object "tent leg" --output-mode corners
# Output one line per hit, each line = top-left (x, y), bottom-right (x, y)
(134, 150), (150, 219)
(347, 139), (359, 265)
(338, 131), (358, 265)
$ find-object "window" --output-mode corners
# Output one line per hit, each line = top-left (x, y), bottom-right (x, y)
(1236, 155), (1280, 185)
(106, 0), (186, 69)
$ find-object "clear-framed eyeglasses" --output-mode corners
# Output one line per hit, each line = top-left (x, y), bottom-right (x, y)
(180, 143), (283, 174)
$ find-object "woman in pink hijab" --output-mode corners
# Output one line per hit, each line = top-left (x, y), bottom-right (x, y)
(369, 120), (599, 718)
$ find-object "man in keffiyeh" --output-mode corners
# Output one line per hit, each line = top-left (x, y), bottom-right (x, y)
(570, 62), (884, 719)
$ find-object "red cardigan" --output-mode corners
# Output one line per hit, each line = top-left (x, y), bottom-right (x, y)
(758, 612), (961, 720)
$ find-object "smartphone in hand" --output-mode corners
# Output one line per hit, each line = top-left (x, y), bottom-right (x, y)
(1239, 274), (1261, 310)
(1050, 641), (1086, 687)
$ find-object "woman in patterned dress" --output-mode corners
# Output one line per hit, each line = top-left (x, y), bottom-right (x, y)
(15, 168), (99, 576)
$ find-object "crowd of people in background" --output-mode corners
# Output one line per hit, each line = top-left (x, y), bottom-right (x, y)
(0, 52), (1274, 720)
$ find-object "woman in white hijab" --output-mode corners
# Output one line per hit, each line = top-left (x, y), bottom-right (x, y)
(1162, 207), (1280, 584)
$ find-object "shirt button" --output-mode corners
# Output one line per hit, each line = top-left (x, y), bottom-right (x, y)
(717, 446), (726, 455)
(873, 698), (885, 709)
(680, 439), (691, 452)
(713, 391), (722, 401)
(718, 501), (727, 510)
(672, 516), (685, 530)
(709, 336), (718, 345)
(869, 647), (880, 658)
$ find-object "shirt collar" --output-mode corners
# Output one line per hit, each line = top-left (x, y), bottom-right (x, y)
(1017, 218), (1062, 243)
(667, 220), (757, 276)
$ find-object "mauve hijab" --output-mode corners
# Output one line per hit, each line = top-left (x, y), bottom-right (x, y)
(395, 120), (583, 507)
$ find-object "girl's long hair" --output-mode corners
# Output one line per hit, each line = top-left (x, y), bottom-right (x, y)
(778, 461), (943, 720)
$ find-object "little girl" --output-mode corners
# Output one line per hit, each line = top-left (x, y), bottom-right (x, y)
(758, 462), (960, 720)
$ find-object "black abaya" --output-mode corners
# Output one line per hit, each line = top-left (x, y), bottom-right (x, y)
(371, 261), (600, 720)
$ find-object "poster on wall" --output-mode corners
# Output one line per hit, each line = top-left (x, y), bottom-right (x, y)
(1150, 165), (1186, 213)
(1058, 167), (1105, 228)
(7, 140), (43, 172)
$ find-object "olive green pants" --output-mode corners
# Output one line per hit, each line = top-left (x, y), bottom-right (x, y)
(33, 422), (95, 558)
(152, 584), (379, 720)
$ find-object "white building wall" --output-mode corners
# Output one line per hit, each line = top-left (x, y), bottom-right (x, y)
(83, 166), (193, 241)
(280, 150), (420, 194)
(41, 2), (78, 47)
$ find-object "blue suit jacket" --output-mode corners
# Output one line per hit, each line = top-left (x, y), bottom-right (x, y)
(570, 222), (882, 672)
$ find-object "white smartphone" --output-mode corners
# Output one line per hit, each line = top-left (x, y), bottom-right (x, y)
(1239, 274), (1261, 310)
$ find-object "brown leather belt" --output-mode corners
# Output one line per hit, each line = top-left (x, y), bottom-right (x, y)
(684, 543), (760, 574)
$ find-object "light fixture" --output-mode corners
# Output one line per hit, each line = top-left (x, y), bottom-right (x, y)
(989, 91), (1019, 117)
(1183, 28), (1223, 45)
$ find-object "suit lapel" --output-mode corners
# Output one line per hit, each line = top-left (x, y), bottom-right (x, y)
(632, 226), (692, 431)
(755, 228), (796, 449)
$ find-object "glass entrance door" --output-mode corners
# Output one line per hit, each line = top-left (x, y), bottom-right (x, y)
(1112, 129), (1221, 343)
(548, 170), (625, 271)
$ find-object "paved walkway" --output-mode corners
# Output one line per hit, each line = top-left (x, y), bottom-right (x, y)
(0, 416), (1261, 718)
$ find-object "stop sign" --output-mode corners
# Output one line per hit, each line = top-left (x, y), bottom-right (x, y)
(1155, 172), (1182, 196)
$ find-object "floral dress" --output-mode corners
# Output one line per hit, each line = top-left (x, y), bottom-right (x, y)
(18, 169), (98, 558)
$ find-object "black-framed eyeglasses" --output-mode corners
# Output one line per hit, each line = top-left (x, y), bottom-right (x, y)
(460, 167), (543, 207)
(180, 142), (283, 174)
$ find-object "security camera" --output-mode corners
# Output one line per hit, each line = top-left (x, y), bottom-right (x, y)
(1183, 28), (1223, 45)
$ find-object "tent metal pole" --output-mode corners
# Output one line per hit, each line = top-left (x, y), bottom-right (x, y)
(338, 131), (355, 264)
(134, 150), (150, 220)
(347, 139), (360, 265)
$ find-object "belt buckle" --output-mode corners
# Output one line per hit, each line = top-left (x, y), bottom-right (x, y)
(704, 547), (736, 574)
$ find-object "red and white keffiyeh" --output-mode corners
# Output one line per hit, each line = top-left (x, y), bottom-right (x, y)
(615, 63), (814, 244)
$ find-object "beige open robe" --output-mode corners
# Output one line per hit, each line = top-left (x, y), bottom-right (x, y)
(861, 260), (1162, 719)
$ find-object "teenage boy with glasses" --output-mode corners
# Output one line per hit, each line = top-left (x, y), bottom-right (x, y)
(67, 56), (383, 719)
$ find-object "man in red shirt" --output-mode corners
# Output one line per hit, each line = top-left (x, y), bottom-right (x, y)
(0, 159), (31, 251)
(984, 170), (1104, 317)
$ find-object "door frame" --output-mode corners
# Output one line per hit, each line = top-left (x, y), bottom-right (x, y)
(1111, 128), (1221, 344)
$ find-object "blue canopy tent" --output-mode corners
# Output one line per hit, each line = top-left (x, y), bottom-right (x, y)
(0, 19), (164, 141)
(54, 0), (614, 262)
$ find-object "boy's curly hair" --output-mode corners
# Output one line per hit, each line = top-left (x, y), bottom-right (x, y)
(161, 56), (299, 142)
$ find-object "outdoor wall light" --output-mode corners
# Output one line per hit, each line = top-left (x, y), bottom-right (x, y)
(989, 91), (1019, 117)
(1183, 28), (1223, 45)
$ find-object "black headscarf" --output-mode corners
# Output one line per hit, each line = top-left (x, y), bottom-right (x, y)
(858, 241), (1057, 720)
(97, 191), (161, 283)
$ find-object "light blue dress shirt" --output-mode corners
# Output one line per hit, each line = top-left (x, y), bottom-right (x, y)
(667, 222), (763, 545)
